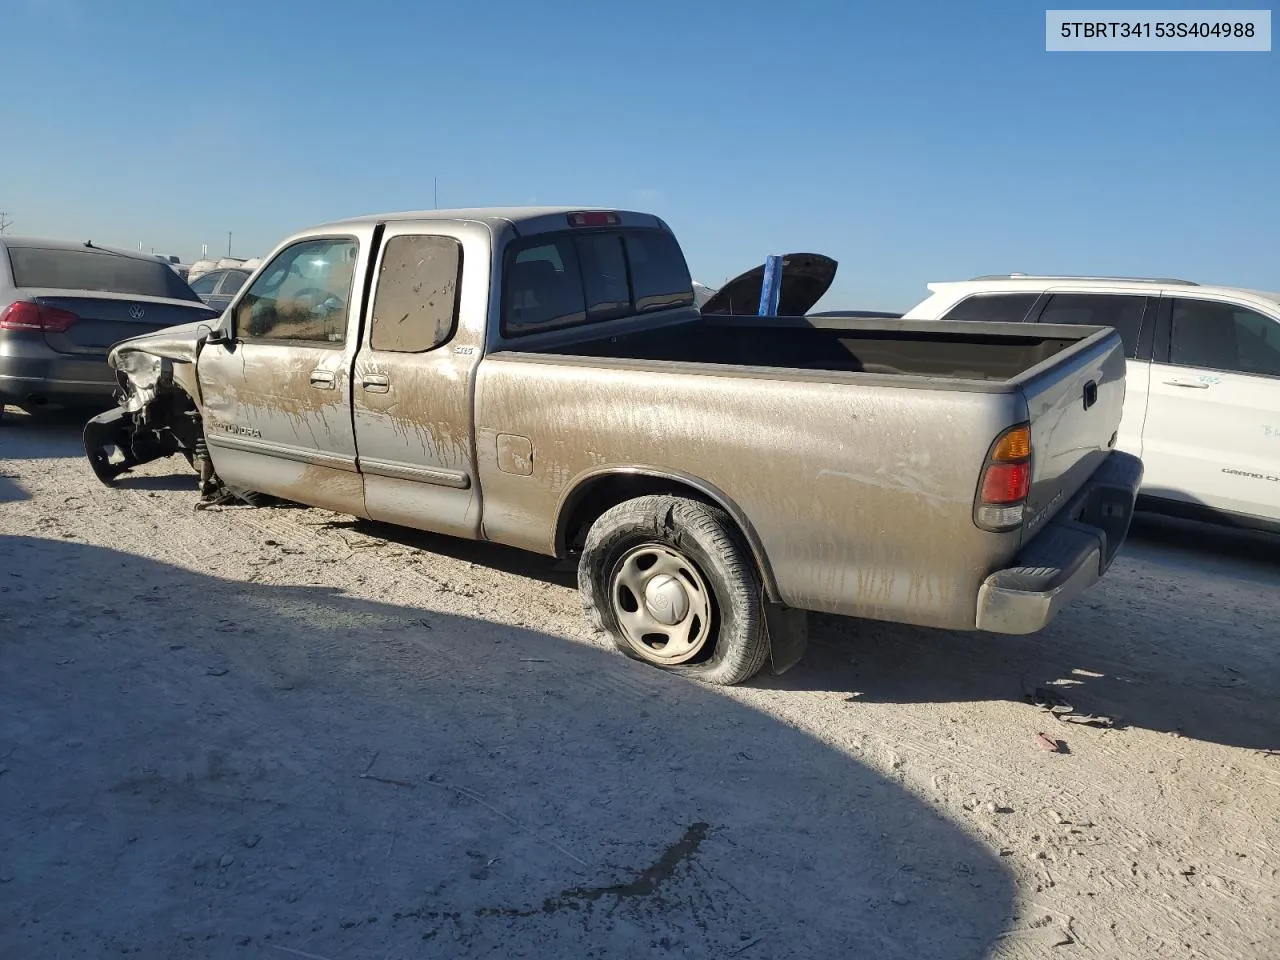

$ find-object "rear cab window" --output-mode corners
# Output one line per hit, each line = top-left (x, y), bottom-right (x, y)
(501, 227), (694, 337)
(6, 245), (200, 301)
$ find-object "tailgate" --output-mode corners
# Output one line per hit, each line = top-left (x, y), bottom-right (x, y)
(1019, 328), (1127, 543)
(24, 292), (218, 356)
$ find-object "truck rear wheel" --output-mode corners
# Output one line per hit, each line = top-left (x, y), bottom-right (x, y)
(577, 495), (770, 686)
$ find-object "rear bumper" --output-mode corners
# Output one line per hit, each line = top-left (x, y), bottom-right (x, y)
(975, 451), (1143, 635)
(0, 337), (115, 404)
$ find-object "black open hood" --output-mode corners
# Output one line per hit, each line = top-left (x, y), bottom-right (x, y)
(699, 253), (838, 317)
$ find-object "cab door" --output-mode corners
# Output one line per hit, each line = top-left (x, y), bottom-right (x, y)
(196, 231), (371, 516)
(351, 224), (485, 538)
(1140, 295), (1280, 522)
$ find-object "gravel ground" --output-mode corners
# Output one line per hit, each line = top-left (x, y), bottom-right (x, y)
(1, 408), (1277, 959)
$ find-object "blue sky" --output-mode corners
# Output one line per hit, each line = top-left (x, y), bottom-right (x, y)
(1, 0), (1275, 310)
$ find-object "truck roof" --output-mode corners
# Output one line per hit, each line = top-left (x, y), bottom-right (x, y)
(318, 206), (661, 231)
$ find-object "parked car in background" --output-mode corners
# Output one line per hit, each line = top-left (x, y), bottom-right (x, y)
(902, 274), (1280, 532)
(0, 237), (218, 421)
(86, 207), (1140, 686)
(188, 267), (251, 312)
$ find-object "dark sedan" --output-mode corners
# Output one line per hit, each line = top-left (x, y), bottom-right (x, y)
(0, 237), (218, 421)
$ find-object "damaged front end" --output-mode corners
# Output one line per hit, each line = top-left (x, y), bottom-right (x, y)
(83, 330), (247, 505)
(82, 349), (214, 491)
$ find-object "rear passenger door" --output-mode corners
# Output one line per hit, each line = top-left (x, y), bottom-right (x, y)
(1140, 297), (1280, 522)
(1030, 292), (1154, 459)
(351, 226), (483, 539)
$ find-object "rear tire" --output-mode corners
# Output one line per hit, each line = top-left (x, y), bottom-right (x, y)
(578, 495), (770, 686)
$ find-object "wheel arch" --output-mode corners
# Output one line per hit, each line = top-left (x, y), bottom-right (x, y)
(554, 466), (781, 602)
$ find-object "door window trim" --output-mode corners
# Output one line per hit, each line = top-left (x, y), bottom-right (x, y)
(229, 234), (359, 349)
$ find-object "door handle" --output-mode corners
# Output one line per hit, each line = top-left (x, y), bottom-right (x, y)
(309, 369), (336, 390)
(1162, 378), (1210, 389)
(361, 373), (390, 394)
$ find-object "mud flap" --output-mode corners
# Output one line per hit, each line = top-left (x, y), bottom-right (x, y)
(765, 603), (808, 676)
(83, 407), (139, 486)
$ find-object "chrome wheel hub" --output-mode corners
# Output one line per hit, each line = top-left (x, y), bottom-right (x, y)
(609, 544), (713, 665)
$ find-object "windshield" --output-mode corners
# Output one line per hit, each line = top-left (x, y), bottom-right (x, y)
(7, 245), (201, 301)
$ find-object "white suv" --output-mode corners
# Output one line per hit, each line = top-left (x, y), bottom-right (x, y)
(903, 275), (1280, 532)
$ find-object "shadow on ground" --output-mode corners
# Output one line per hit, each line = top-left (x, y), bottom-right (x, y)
(0, 535), (1015, 960)
(0, 405), (99, 462)
(0, 473), (29, 503)
(765, 517), (1280, 753)
(301, 508), (1280, 754)
(337, 517), (580, 588)
(323, 508), (1280, 754)
(113, 473), (204, 493)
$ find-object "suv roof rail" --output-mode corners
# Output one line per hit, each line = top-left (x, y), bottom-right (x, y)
(968, 273), (1199, 286)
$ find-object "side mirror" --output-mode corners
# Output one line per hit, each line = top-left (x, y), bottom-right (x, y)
(197, 322), (228, 347)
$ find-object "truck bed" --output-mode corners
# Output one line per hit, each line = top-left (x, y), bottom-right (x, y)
(479, 311), (1127, 629)
(531, 314), (1108, 385)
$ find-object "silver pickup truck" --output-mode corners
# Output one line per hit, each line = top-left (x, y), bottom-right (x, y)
(84, 207), (1142, 685)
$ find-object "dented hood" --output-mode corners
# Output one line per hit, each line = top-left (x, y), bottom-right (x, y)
(700, 253), (838, 316)
(107, 317), (215, 368)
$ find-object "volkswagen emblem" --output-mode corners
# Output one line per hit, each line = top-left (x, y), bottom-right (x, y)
(128, 304), (146, 320)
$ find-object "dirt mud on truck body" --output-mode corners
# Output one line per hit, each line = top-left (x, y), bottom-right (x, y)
(83, 206), (1143, 685)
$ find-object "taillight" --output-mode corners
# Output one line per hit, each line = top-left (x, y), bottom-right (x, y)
(975, 422), (1031, 532)
(0, 301), (80, 333)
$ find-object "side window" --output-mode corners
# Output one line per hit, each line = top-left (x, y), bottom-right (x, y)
(941, 293), (1038, 323)
(217, 270), (250, 296)
(1169, 299), (1280, 377)
(188, 272), (220, 296)
(234, 238), (357, 344)
(1038, 294), (1148, 359)
(503, 240), (587, 335)
(369, 235), (463, 352)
